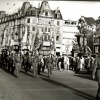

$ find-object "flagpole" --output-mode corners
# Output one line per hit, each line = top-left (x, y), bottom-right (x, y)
(32, 9), (38, 55)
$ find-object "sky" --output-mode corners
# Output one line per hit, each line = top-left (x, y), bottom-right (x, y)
(0, 0), (100, 21)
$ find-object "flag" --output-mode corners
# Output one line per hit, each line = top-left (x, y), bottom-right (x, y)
(34, 28), (40, 49)
(10, 38), (14, 46)
(86, 46), (92, 53)
(22, 29), (27, 46)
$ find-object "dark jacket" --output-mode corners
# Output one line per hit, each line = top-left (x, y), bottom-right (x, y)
(92, 55), (100, 78)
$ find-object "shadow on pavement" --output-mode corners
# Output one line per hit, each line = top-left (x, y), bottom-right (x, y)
(74, 74), (93, 81)
(41, 77), (95, 100)
(75, 71), (91, 75)
(20, 69), (48, 78)
(74, 92), (95, 100)
(38, 73), (48, 78)
(20, 70), (33, 78)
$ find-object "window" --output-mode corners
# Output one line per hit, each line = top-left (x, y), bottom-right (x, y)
(33, 18), (36, 24)
(57, 13), (60, 18)
(57, 27), (60, 33)
(45, 20), (48, 25)
(56, 52), (60, 56)
(42, 27), (44, 32)
(56, 47), (60, 49)
(10, 28), (12, 33)
(45, 27), (47, 32)
(49, 21), (51, 24)
(48, 35), (50, 40)
(56, 36), (59, 41)
(27, 26), (30, 32)
(39, 19), (44, 25)
(48, 28), (50, 32)
(27, 18), (30, 23)
(44, 34), (48, 41)
(57, 21), (60, 25)
(45, 11), (48, 16)
(32, 26), (35, 31)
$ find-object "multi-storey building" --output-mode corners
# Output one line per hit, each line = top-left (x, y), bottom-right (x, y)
(74, 16), (96, 56)
(0, 1), (63, 55)
(62, 20), (78, 55)
(94, 16), (100, 53)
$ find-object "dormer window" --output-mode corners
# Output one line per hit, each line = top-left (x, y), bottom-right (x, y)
(45, 11), (48, 16)
(57, 12), (60, 18)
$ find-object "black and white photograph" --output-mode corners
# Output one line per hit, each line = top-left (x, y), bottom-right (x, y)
(0, 0), (100, 100)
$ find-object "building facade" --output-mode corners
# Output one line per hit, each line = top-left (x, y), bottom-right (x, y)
(74, 16), (96, 56)
(62, 20), (78, 55)
(94, 16), (100, 53)
(0, 1), (63, 55)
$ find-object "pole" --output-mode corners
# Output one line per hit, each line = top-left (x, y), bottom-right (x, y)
(92, 28), (94, 53)
(19, 16), (22, 60)
(32, 9), (38, 55)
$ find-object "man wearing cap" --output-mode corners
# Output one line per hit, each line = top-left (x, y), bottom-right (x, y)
(24, 52), (29, 74)
(37, 54), (44, 75)
(32, 50), (39, 77)
(46, 53), (53, 78)
(92, 53), (100, 100)
(14, 51), (21, 77)
(28, 52), (32, 71)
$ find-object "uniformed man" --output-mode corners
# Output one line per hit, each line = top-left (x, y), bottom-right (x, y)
(32, 50), (39, 77)
(3, 50), (6, 70)
(7, 53), (11, 73)
(28, 52), (32, 71)
(37, 54), (44, 75)
(14, 51), (21, 77)
(10, 52), (15, 75)
(0, 52), (2, 68)
(46, 53), (53, 78)
(92, 53), (100, 100)
(42, 56), (46, 72)
(24, 52), (29, 74)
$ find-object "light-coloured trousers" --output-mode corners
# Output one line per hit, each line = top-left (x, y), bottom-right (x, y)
(58, 62), (61, 70)
(48, 65), (53, 77)
(33, 65), (37, 77)
(15, 62), (21, 77)
(64, 63), (69, 70)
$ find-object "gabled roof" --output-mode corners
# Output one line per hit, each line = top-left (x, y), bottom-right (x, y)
(21, 2), (31, 15)
(84, 17), (95, 26)
(25, 1), (63, 19)
(39, 1), (48, 10)
(53, 10), (63, 19)
(51, 10), (63, 19)
(0, 1), (63, 21)
(26, 7), (39, 16)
